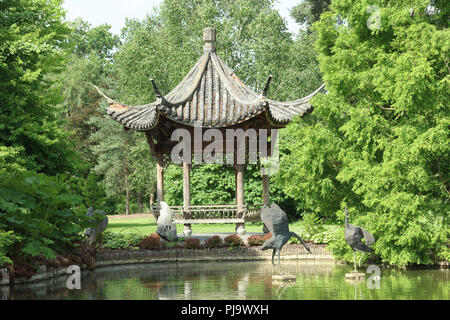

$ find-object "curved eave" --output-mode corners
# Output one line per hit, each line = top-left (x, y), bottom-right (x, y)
(265, 83), (325, 126)
(106, 103), (159, 131)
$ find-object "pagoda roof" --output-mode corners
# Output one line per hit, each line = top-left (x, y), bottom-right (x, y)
(95, 28), (324, 131)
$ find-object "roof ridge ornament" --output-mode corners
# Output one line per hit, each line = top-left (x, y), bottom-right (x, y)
(91, 84), (115, 104)
(261, 75), (272, 98)
(203, 27), (216, 52)
(150, 78), (176, 108)
(150, 78), (163, 99)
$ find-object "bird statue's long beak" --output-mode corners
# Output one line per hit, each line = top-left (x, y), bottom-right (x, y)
(306, 246), (312, 254)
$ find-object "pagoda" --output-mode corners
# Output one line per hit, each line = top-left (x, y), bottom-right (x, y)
(95, 27), (324, 236)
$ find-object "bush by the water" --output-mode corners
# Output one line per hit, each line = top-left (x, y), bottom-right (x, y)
(139, 234), (161, 250)
(0, 173), (89, 262)
(205, 235), (223, 248)
(101, 231), (146, 249)
(248, 233), (272, 246)
(184, 238), (201, 249)
(224, 234), (243, 247)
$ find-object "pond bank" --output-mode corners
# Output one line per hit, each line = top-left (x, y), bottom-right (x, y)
(1, 243), (447, 287)
(0, 244), (331, 286)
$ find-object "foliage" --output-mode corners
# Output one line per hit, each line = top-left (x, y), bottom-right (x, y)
(204, 235), (223, 248)
(102, 231), (132, 250)
(184, 238), (201, 249)
(280, 0), (450, 266)
(290, 0), (331, 28)
(128, 137), (157, 208)
(101, 231), (146, 249)
(0, 146), (28, 175)
(0, 0), (79, 175)
(52, 19), (120, 163)
(302, 212), (326, 235)
(138, 234), (161, 250)
(88, 105), (135, 214)
(224, 234), (244, 247)
(247, 234), (265, 246)
(124, 232), (146, 247)
(115, 0), (296, 103)
(80, 172), (108, 209)
(0, 172), (88, 260)
(164, 163), (298, 218)
(0, 230), (20, 266)
(290, 225), (340, 245)
(66, 18), (120, 61)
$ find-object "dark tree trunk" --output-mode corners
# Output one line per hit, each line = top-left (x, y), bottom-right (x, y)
(138, 193), (143, 213)
(123, 129), (131, 215)
(124, 173), (130, 215)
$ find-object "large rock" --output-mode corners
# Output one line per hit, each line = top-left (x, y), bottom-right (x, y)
(156, 202), (178, 241)
(85, 207), (108, 245)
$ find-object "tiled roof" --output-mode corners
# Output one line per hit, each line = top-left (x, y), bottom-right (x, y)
(96, 28), (324, 131)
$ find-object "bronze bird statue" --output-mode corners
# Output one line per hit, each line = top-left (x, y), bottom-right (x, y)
(260, 203), (311, 265)
(344, 207), (375, 272)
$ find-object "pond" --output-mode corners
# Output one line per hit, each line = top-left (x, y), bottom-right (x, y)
(3, 261), (448, 300)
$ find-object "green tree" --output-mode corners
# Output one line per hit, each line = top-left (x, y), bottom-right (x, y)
(290, 0), (331, 29)
(88, 103), (135, 215)
(129, 138), (157, 212)
(282, 0), (449, 266)
(0, 0), (96, 264)
(0, 0), (78, 175)
(52, 19), (120, 163)
(66, 18), (120, 61)
(115, 0), (294, 104)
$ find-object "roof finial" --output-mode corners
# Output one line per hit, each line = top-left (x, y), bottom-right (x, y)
(150, 78), (163, 99)
(203, 27), (216, 52)
(261, 75), (273, 97)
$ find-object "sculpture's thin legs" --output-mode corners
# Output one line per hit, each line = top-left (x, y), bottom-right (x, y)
(271, 249), (276, 266)
(353, 250), (357, 272)
(277, 249), (281, 266)
(358, 252), (365, 267)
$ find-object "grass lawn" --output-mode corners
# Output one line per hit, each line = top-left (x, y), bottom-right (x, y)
(107, 216), (307, 236)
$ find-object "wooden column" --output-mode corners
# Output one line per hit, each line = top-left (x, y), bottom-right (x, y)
(262, 175), (270, 205)
(262, 128), (271, 233)
(261, 174), (270, 234)
(183, 162), (192, 237)
(235, 163), (246, 235)
(156, 151), (164, 205)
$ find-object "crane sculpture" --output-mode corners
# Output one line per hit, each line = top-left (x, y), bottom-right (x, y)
(344, 207), (375, 272)
(260, 203), (311, 266)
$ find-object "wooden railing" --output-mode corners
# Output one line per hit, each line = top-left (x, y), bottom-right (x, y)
(151, 204), (263, 224)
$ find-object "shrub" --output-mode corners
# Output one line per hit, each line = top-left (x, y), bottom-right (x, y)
(102, 232), (130, 249)
(248, 233), (272, 246)
(248, 235), (265, 246)
(224, 234), (243, 247)
(184, 238), (201, 249)
(263, 232), (272, 240)
(302, 212), (325, 235)
(0, 172), (88, 261)
(0, 230), (20, 266)
(205, 235), (223, 248)
(139, 234), (161, 250)
(124, 232), (145, 246)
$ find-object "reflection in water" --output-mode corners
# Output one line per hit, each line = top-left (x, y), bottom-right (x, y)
(3, 261), (449, 300)
(345, 278), (365, 300)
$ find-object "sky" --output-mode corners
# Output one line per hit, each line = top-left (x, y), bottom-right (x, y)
(62, 0), (302, 36)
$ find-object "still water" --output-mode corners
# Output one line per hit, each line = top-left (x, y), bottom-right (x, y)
(3, 261), (448, 300)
